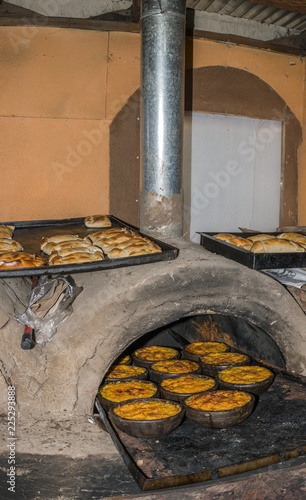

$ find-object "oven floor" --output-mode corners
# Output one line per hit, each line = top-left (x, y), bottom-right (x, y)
(98, 372), (306, 491)
(0, 452), (305, 499)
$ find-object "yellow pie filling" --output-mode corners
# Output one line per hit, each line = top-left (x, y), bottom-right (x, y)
(134, 346), (179, 361)
(105, 364), (146, 379)
(218, 366), (273, 384)
(151, 360), (199, 374)
(100, 380), (157, 402)
(118, 355), (131, 365)
(161, 374), (216, 394)
(113, 400), (181, 420)
(186, 390), (252, 411)
(185, 342), (229, 355)
(201, 352), (249, 365)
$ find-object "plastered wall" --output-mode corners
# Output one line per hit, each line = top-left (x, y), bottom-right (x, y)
(0, 27), (140, 221)
(0, 26), (305, 223)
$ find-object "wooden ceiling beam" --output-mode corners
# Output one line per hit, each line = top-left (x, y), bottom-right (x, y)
(249, 1), (306, 15)
(131, 0), (141, 23)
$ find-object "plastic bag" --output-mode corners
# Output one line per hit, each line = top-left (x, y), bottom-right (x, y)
(261, 268), (306, 289)
(15, 275), (82, 345)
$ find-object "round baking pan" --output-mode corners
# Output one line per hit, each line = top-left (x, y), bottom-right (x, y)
(183, 390), (255, 429)
(160, 374), (218, 403)
(149, 359), (201, 384)
(104, 365), (148, 383)
(200, 352), (251, 377)
(98, 379), (159, 412)
(109, 398), (185, 438)
(217, 366), (274, 396)
(132, 346), (180, 369)
(182, 341), (230, 363)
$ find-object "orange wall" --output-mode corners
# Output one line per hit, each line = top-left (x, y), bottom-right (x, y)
(0, 27), (140, 221)
(0, 27), (304, 223)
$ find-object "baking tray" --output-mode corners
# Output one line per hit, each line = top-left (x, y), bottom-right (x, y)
(0, 216), (179, 277)
(95, 371), (306, 491)
(198, 232), (306, 270)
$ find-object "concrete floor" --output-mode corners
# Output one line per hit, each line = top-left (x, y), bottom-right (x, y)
(0, 415), (305, 499)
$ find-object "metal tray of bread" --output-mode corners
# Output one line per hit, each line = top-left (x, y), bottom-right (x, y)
(0, 216), (179, 277)
(198, 232), (306, 270)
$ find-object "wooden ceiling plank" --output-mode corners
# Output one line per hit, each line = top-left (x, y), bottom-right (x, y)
(249, 1), (306, 15)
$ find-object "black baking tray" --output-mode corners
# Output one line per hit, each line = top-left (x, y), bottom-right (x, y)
(0, 216), (179, 277)
(95, 371), (306, 491)
(198, 232), (306, 270)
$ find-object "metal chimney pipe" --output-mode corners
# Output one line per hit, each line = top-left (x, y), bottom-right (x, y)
(140, 0), (186, 238)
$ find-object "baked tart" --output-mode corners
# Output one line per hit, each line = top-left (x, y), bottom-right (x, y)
(113, 399), (181, 420)
(183, 341), (230, 362)
(133, 346), (180, 368)
(217, 365), (274, 395)
(160, 374), (217, 403)
(149, 359), (200, 383)
(109, 399), (185, 438)
(117, 355), (132, 365)
(184, 390), (255, 428)
(99, 379), (158, 411)
(201, 352), (251, 377)
(185, 390), (252, 411)
(105, 364), (147, 382)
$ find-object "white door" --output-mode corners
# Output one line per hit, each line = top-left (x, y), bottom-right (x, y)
(183, 112), (282, 243)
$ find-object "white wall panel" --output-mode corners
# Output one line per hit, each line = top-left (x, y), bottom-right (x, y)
(183, 112), (282, 242)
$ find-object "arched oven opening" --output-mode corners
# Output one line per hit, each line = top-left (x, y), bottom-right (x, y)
(94, 311), (305, 491)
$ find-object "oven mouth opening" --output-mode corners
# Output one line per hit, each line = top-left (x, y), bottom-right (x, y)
(93, 314), (305, 491)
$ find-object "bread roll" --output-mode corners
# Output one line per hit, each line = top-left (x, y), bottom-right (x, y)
(51, 245), (104, 259)
(84, 215), (112, 228)
(106, 248), (126, 259)
(0, 252), (46, 269)
(42, 237), (92, 255)
(214, 233), (235, 242)
(41, 234), (79, 246)
(50, 252), (104, 265)
(277, 232), (306, 244)
(226, 237), (252, 251)
(251, 238), (304, 253)
(108, 241), (161, 259)
(0, 240), (23, 252)
(128, 247), (159, 256)
(87, 225), (161, 259)
(247, 234), (274, 242)
(0, 225), (15, 238)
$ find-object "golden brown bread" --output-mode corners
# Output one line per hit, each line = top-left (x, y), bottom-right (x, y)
(41, 237), (92, 255)
(87, 225), (161, 258)
(107, 241), (161, 259)
(0, 239), (23, 252)
(0, 252), (46, 269)
(277, 232), (306, 243)
(50, 246), (104, 259)
(84, 215), (112, 228)
(49, 252), (105, 265)
(102, 234), (135, 246)
(250, 238), (304, 253)
(0, 225), (15, 238)
(247, 234), (274, 242)
(214, 233), (235, 242)
(88, 228), (132, 242)
(41, 234), (81, 254)
(226, 237), (252, 250)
